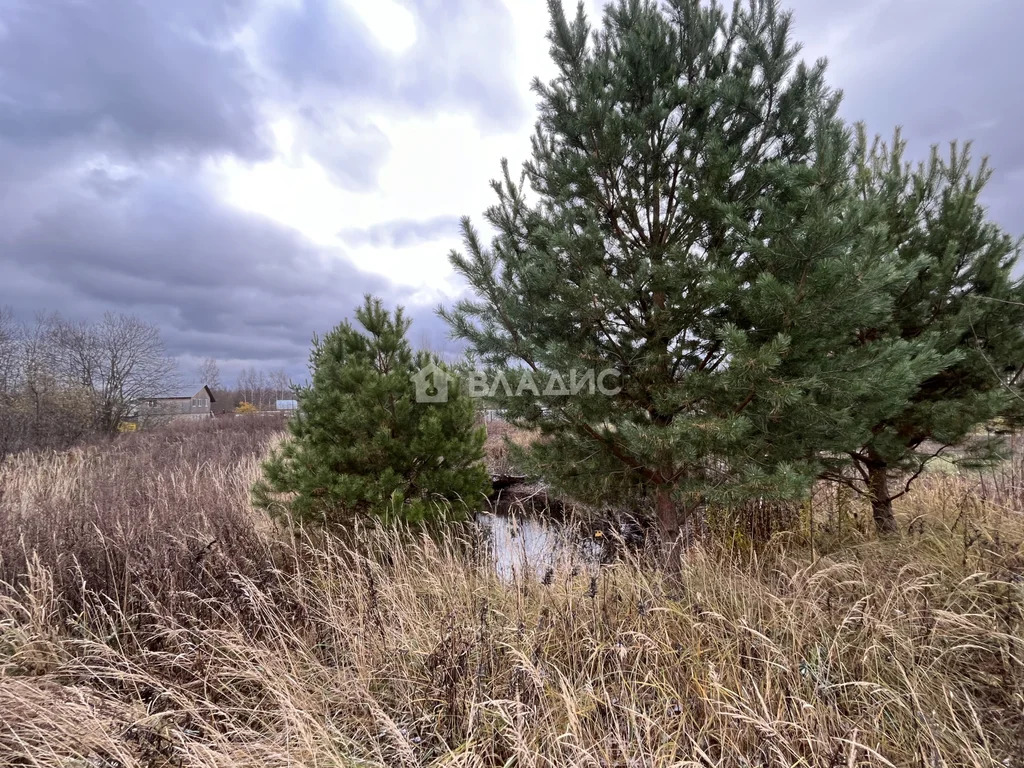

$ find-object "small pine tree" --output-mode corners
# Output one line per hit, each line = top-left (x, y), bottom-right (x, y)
(442, 0), (931, 545)
(825, 130), (1024, 533)
(255, 296), (490, 525)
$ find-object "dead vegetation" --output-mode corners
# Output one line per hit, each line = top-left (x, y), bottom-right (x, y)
(483, 418), (538, 478)
(0, 416), (283, 619)
(1, 419), (1023, 766)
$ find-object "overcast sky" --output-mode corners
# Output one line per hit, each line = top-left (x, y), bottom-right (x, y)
(0, 0), (1020, 385)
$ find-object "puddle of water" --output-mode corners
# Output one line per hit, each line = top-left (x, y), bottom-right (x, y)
(474, 512), (603, 581)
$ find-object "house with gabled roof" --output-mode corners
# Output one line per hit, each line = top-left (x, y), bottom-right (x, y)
(136, 384), (216, 423)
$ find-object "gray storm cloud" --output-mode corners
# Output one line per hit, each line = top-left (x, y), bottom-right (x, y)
(0, 0), (1019, 384)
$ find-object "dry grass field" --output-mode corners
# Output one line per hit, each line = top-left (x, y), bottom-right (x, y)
(1, 418), (1023, 767)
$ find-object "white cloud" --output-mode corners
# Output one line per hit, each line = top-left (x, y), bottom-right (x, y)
(220, 109), (526, 291)
(345, 0), (417, 54)
(219, 0), (583, 300)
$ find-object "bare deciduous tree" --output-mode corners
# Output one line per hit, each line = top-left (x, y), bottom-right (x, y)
(236, 366), (260, 408)
(0, 310), (95, 461)
(236, 366), (293, 409)
(0, 307), (18, 397)
(51, 312), (177, 433)
(197, 357), (221, 390)
(268, 368), (292, 402)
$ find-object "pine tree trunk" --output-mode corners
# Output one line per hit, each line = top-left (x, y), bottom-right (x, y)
(656, 486), (678, 538)
(867, 463), (898, 535)
(656, 487), (681, 569)
(656, 485), (695, 568)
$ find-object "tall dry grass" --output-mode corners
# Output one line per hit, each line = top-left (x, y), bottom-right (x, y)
(0, 419), (1023, 767)
(0, 416), (284, 618)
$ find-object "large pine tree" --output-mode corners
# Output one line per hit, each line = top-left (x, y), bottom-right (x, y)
(256, 296), (490, 525)
(442, 0), (933, 545)
(822, 130), (1024, 533)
